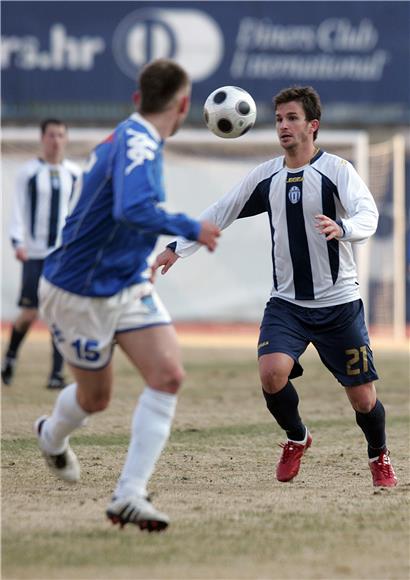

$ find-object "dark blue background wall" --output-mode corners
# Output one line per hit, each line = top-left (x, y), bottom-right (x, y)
(2, 1), (409, 124)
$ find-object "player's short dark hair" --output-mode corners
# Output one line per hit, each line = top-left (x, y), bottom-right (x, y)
(273, 86), (321, 140)
(40, 119), (67, 135)
(138, 58), (190, 114)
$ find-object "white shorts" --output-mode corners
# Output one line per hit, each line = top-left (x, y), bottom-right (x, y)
(39, 278), (171, 370)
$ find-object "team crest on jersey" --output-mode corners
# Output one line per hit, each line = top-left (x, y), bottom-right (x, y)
(288, 185), (301, 204)
(125, 129), (158, 175)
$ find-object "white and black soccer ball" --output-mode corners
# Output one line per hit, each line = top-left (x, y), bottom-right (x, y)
(203, 86), (257, 139)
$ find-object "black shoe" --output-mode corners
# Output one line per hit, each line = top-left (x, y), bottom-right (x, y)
(1, 357), (16, 386)
(47, 374), (66, 390)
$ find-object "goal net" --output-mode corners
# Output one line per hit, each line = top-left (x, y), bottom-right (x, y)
(367, 135), (406, 339)
(1, 128), (406, 339)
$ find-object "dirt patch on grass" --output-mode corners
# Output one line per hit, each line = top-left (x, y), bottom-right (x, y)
(2, 341), (409, 579)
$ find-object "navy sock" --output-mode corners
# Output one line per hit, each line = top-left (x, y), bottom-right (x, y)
(263, 381), (306, 441)
(50, 339), (64, 377)
(6, 326), (28, 359)
(355, 399), (387, 459)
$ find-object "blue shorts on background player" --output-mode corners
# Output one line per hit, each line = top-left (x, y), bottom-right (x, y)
(2, 119), (81, 390)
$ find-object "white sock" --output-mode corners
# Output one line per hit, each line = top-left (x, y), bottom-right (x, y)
(114, 386), (177, 499)
(40, 383), (89, 454)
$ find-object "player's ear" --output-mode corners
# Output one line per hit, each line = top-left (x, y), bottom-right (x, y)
(179, 95), (190, 115)
(310, 119), (320, 134)
(133, 91), (141, 108)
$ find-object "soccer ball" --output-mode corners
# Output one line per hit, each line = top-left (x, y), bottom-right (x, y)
(203, 86), (257, 139)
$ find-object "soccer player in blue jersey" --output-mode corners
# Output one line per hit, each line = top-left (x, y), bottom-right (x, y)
(154, 86), (397, 489)
(2, 119), (81, 389)
(34, 59), (220, 532)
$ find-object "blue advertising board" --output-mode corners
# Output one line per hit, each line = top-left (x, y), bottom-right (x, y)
(2, 1), (410, 123)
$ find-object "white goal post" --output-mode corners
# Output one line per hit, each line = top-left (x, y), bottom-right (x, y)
(1, 127), (406, 339)
(366, 134), (406, 340)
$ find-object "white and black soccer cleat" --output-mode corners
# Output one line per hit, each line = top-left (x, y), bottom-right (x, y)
(106, 495), (170, 532)
(34, 415), (80, 483)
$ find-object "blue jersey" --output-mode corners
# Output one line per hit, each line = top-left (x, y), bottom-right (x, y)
(43, 113), (200, 297)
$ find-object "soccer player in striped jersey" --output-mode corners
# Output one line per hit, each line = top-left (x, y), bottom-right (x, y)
(2, 119), (81, 389)
(154, 86), (397, 488)
(34, 59), (220, 532)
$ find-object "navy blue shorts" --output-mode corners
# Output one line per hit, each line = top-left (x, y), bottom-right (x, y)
(258, 298), (378, 387)
(18, 259), (44, 308)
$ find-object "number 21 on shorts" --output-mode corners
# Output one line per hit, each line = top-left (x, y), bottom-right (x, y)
(71, 338), (100, 362)
(345, 346), (368, 376)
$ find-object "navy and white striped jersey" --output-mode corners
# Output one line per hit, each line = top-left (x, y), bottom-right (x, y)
(173, 150), (379, 308)
(9, 157), (81, 259)
(43, 113), (201, 297)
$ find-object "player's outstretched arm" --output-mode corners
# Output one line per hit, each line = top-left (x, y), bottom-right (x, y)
(152, 220), (221, 279)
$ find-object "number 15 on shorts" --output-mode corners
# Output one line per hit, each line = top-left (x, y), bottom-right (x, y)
(71, 339), (100, 362)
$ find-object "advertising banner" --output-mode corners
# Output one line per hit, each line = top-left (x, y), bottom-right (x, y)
(2, 1), (410, 123)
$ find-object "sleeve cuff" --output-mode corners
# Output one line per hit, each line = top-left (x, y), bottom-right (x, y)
(11, 238), (24, 249)
(166, 241), (177, 252)
(336, 219), (346, 239)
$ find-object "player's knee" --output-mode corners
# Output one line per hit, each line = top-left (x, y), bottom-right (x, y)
(351, 398), (375, 414)
(16, 310), (37, 331)
(347, 382), (376, 413)
(259, 354), (293, 393)
(85, 398), (110, 413)
(93, 397), (111, 412)
(78, 392), (111, 413)
(164, 365), (185, 393)
(150, 364), (185, 394)
(259, 366), (288, 393)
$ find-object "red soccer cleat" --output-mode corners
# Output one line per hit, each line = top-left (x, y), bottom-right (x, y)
(369, 451), (398, 487)
(276, 433), (312, 482)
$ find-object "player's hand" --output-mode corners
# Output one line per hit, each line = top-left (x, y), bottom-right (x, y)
(314, 215), (343, 241)
(15, 247), (28, 262)
(151, 248), (179, 278)
(198, 220), (221, 252)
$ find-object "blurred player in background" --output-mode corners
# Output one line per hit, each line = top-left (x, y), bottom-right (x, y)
(2, 119), (81, 390)
(34, 59), (220, 532)
(154, 86), (397, 489)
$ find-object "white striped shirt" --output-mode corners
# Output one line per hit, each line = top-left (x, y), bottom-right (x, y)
(173, 150), (378, 308)
(9, 157), (82, 259)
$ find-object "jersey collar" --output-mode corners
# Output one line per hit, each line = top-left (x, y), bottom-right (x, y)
(130, 112), (161, 143)
(310, 148), (323, 164)
(282, 148), (324, 170)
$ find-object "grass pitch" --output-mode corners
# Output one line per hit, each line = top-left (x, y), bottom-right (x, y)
(2, 338), (409, 580)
